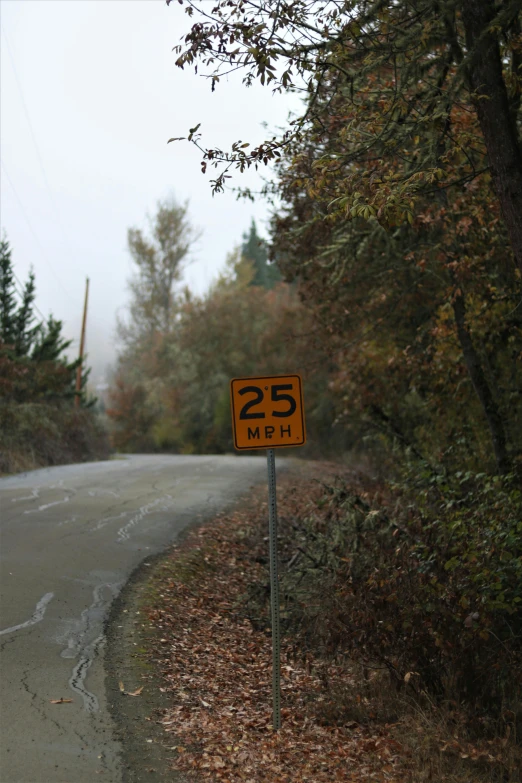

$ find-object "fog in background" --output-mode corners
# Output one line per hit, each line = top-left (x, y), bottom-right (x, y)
(0, 0), (299, 387)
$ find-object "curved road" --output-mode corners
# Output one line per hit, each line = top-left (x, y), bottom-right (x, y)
(0, 454), (268, 783)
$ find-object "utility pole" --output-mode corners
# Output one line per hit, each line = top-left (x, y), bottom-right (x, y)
(75, 277), (89, 408)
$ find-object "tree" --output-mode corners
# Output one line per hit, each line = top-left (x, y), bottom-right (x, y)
(106, 371), (158, 452)
(0, 237), (86, 405)
(168, 1), (522, 275)
(118, 198), (200, 352)
(241, 220), (281, 289)
(1, 238), (20, 349)
(167, 0), (522, 473)
(0, 237), (108, 471)
(110, 199), (199, 450)
(109, 238), (345, 455)
(270, 85), (522, 473)
(13, 270), (39, 358)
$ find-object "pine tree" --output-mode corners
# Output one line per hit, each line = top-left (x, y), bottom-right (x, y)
(14, 271), (39, 357)
(0, 237), (89, 405)
(32, 316), (73, 362)
(1, 240), (45, 359)
(241, 220), (280, 289)
(0, 239), (17, 348)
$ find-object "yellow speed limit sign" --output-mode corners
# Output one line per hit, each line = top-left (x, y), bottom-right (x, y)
(230, 374), (306, 450)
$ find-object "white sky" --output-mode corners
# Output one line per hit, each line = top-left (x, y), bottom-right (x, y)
(0, 0), (299, 383)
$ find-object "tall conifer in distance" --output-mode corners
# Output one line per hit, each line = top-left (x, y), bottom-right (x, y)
(0, 239), (17, 348)
(14, 271), (39, 358)
(241, 220), (280, 289)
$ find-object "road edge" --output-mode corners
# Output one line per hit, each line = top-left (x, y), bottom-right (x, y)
(104, 459), (297, 782)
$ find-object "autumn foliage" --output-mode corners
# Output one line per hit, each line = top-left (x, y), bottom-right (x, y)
(108, 219), (345, 457)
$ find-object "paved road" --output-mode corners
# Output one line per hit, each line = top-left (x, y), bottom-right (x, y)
(0, 454), (268, 783)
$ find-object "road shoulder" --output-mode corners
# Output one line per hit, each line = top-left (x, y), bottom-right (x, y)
(105, 547), (188, 782)
(103, 457), (304, 783)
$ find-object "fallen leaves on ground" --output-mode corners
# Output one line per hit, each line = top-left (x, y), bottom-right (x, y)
(143, 462), (411, 782)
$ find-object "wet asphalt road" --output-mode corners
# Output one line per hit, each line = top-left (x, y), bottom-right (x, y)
(0, 454), (269, 783)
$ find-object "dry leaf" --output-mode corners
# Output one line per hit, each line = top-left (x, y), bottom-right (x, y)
(119, 680), (144, 697)
(141, 470), (431, 783)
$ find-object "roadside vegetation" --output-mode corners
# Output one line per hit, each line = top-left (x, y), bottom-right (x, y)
(0, 238), (110, 474)
(108, 2), (522, 776)
(138, 463), (521, 782)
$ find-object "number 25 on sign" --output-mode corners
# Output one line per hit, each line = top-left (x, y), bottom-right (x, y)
(230, 374), (306, 731)
(230, 374), (306, 450)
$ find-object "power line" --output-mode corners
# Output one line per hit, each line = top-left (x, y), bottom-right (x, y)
(1, 23), (80, 291)
(1, 159), (75, 300)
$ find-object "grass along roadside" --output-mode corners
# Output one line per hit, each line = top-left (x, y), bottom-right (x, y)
(135, 460), (520, 782)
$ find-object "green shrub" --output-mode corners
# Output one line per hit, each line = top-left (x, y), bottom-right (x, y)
(276, 471), (522, 724)
(0, 402), (111, 474)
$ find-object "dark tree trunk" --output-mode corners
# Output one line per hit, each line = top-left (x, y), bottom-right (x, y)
(461, 0), (522, 276)
(453, 292), (511, 474)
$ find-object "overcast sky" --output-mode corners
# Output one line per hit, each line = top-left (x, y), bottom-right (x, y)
(0, 0), (298, 383)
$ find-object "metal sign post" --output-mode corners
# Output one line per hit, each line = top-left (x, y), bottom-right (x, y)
(230, 374), (306, 730)
(266, 448), (281, 730)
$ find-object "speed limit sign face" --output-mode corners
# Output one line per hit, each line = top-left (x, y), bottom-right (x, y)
(230, 374), (306, 450)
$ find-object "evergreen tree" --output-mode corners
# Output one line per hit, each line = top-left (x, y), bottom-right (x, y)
(241, 220), (280, 289)
(0, 237), (89, 405)
(1, 240), (44, 358)
(0, 239), (17, 347)
(14, 271), (39, 358)
(32, 316), (73, 362)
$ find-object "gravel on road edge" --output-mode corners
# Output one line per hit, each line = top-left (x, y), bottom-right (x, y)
(105, 545), (189, 783)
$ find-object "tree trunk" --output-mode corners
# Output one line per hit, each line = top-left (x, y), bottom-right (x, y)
(461, 0), (522, 276)
(453, 292), (511, 474)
